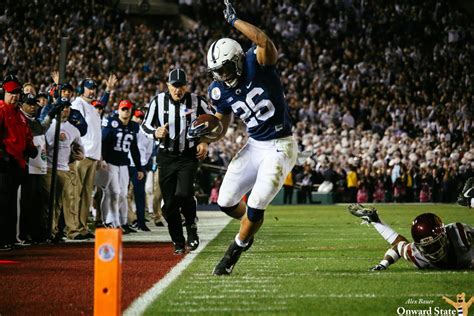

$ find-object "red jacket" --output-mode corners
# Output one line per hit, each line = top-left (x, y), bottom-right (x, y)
(0, 100), (35, 169)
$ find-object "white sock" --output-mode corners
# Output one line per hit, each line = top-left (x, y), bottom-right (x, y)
(471, 198), (474, 208)
(235, 234), (249, 248)
(372, 222), (398, 244)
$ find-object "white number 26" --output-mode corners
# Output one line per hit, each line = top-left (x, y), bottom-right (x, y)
(231, 87), (275, 128)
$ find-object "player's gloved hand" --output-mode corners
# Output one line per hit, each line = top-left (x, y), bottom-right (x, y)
(223, 0), (238, 26)
(370, 263), (387, 271)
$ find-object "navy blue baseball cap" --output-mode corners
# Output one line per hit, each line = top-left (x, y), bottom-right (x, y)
(61, 82), (74, 91)
(83, 79), (97, 89)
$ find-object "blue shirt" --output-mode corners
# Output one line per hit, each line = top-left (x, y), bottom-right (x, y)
(208, 46), (292, 141)
(102, 116), (142, 170)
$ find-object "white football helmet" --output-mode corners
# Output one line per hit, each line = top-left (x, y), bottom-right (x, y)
(207, 38), (244, 88)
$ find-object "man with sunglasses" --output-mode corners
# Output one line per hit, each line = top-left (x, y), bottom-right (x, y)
(101, 100), (144, 233)
(142, 68), (214, 254)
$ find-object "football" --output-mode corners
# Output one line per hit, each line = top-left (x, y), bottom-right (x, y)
(188, 114), (223, 140)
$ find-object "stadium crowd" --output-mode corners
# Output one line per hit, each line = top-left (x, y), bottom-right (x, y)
(0, 0), (473, 248)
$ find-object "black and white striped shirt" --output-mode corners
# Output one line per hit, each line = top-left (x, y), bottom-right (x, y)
(141, 92), (214, 154)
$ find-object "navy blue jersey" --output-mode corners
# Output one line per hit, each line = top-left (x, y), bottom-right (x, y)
(208, 46), (292, 141)
(102, 116), (142, 170)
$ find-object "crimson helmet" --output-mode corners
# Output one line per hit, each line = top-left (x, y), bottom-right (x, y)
(411, 213), (448, 262)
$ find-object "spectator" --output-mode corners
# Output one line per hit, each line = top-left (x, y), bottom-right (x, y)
(19, 93), (51, 244)
(71, 75), (116, 238)
(347, 164), (358, 203)
(43, 99), (86, 241)
(209, 175), (222, 205)
(297, 163), (315, 204)
(282, 170), (295, 204)
(128, 109), (154, 231)
(0, 75), (37, 251)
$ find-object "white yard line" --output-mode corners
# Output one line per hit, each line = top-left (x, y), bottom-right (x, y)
(123, 211), (231, 316)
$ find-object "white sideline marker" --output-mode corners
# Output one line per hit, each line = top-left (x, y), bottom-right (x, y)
(124, 212), (231, 316)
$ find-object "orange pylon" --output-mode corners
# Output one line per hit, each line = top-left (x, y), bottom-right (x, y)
(94, 228), (122, 316)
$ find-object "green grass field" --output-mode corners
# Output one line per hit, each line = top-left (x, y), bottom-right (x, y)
(146, 204), (474, 315)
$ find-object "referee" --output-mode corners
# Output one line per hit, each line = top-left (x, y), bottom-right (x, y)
(141, 68), (214, 254)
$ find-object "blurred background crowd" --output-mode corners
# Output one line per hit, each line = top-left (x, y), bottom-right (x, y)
(1, 0), (473, 205)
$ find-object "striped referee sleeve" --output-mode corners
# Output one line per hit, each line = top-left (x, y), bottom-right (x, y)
(141, 95), (162, 139)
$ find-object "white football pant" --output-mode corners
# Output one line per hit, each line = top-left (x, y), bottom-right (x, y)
(102, 164), (129, 227)
(218, 136), (298, 210)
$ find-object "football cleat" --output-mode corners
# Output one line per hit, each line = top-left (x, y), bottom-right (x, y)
(212, 241), (244, 276)
(186, 224), (200, 251)
(348, 203), (381, 223)
(457, 177), (474, 207)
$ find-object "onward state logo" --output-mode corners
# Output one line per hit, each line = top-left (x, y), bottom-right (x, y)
(397, 293), (473, 316)
(442, 293), (474, 316)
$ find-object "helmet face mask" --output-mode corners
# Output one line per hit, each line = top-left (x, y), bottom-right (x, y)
(415, 229), (448, 262)
(411, 213), (448, 262)
(207, 38), (244, 88)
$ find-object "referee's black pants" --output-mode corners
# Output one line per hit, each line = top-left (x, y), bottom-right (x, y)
(157, 152), (198, 245)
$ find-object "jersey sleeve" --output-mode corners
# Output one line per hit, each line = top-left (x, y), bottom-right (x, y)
(396, 241), (432, 269)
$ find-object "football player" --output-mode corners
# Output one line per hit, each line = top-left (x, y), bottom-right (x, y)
(348, 204), (474, 270)
(201, 1), (298, 275)
(101, 100), (144, 232)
